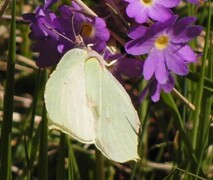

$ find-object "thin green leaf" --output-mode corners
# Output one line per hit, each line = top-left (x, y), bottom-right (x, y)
(191, 1), (211, 149)
(186, 72), (213, 93)
(38, 107), (48, 180)
(56, 133), (67, 180)
(0, 0), (16, 178)
(161, 93), (206, 177)
(67, 137), (81, 180)
(0, 0), (10, 17)
(95, 149), (105, 180)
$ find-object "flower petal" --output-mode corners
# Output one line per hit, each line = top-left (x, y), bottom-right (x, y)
(94, 18), (110, 41)
(139, 84), (149, 103)
(150, 15), (178, 34)
(126, 1), (149, 23)
(154, 51), (169, 84)
(161, 74), (174, 92)
(156, 0), (181, 8)
(151, 83), (161, 102)
(173, 45), (197, 62)
(135, 8), (149, 23)
(125, 38), (154, 55)
(165, 46), (189, 75)
(171, 25), (203, 43)
(126, 1), (142, 18)
(23, 13), (36, 22)
(149, 4), (173, 22)
(115, 57), (143, 78)
(143, 49), (157, 80)
(169, 16), (197, 36)
(32, 40), (61, 67)
(128, 25), (147, 40)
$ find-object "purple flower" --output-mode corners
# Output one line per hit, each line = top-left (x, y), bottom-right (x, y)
(125, 15), (203, 84)
(140, 74), (174, 102)
(23, 7), (64, 67)
(59, 4), (110, 53)
(23, 2), (110, 68)
(124, 0), (181, 23)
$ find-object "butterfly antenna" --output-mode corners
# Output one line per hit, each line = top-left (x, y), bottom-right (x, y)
(71, 13), (77, 37)
(71, 13), (86, 48)
(42, 22), (75, 44)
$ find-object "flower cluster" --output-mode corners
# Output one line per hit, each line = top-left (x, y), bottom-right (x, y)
(124, 0), (203, 101)
(124, 0), (181, 23)
(24, 0), (204, 102)
(23, 1), (110, 67)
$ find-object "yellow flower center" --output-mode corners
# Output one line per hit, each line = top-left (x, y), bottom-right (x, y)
(81, 23), (95, 38)
(155, 35), (169, 50)
(141, 0), (153, 6)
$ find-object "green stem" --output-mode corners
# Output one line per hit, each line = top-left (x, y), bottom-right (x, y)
(0, 0), (10, 17)
(0, 0), (16, 178)
(95, 149), (105, 180)
(28, 70), (40, 138)
(56, 133), (66, 180)
(38, 106), (48, 180)
(67, 137), (81, 180)
(191, 1), (211, 149)
(194, 2), (212, 176)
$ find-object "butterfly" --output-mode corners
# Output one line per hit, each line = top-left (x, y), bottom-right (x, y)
(44, 48), (141, 163)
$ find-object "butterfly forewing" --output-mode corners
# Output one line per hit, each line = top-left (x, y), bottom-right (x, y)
(45, 49), (95, 143)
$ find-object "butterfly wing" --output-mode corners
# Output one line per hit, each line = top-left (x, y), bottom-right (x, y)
(45, 48), (95, 143)
(85, 55), (140, 163)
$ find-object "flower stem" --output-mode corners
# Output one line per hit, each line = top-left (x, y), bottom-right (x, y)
(38, 106), (48, 180)
(95, 149), (105, 180)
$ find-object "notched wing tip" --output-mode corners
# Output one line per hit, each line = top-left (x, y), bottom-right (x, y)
(111, 155), (141, 163)
(96, 148), (141, 163)
(133, 155), (141, 162)
(122, 154), (141, 163)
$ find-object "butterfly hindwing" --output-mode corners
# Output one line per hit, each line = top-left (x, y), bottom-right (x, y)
(84, 55), (140, 163)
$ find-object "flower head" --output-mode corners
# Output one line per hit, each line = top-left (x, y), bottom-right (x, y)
(58, 3), (110, 53)
(23, 7), (65, 67)
(23, 2), (109, 68)
(124, 0), (181, 23)
(125, 15), (203, 84)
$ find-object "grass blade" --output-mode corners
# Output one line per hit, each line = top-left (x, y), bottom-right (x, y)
(0, 0), (16, 178)
(38, 106), (48, 180)
(56, 133), (66, 180)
